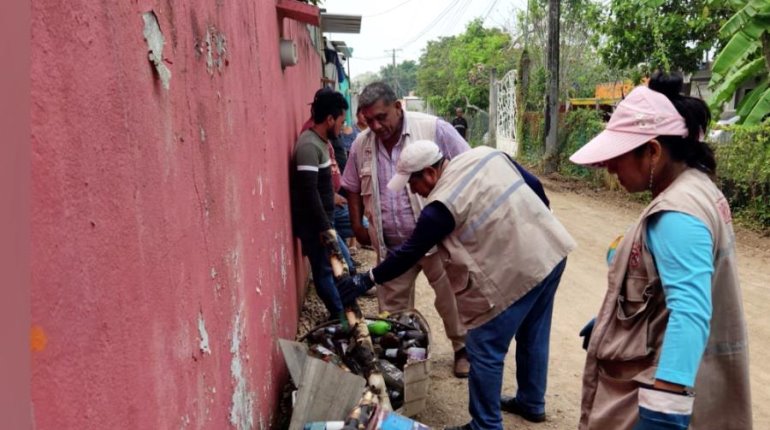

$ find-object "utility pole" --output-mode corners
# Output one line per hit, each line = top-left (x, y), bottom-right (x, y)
(544, 0), (560, 174)
(386, 48), (402, 96)
(488, 67), (497, 148)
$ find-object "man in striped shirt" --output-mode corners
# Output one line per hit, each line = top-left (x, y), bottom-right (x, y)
(291, 89), (352, 319)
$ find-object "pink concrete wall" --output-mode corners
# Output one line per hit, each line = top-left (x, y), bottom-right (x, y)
(30, 0), (320, 428)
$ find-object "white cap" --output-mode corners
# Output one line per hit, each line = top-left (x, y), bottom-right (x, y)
(387, 140), (444, 191)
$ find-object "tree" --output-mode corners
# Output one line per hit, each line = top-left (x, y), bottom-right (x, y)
(379, 60), (419, 98)
(544, 0), (560, 174)
(707, 0), (770, 125)
(599, 0), (733, 73)
(511, 0), (619, 111)
(350, 71), (380, 93)
(416, 19), (517, 115)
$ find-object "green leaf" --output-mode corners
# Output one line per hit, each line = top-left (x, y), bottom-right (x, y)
(736, 77), (770, 119)
(720, 2), (758, 38)
(645, 0), (665, 7)
(708, 57), (766, 111)
(706, 0), (748, 10)
(710, 32), (762, 84)
(743, 87), (770, 124)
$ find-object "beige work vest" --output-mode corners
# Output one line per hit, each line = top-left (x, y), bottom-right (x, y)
(580, 169), (752, 430)
(354, 111), (436, 260)
(427, 146), (577, 329)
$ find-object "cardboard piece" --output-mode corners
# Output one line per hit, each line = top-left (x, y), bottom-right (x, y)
(288, 356), (366, 430)
(279, 339), (309, 383)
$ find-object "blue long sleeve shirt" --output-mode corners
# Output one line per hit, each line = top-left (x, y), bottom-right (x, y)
(647, 211), (714, 387)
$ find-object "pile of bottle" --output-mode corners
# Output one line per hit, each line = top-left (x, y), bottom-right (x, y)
(304, 313), (429, 411)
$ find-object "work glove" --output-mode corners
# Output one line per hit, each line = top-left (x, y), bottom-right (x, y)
(320, 229), (349, 277)
(336, 270), (375, 306)
(579, 318), (596, 351)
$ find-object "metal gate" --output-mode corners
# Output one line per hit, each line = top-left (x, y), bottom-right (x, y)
(496, 69), (518, 156)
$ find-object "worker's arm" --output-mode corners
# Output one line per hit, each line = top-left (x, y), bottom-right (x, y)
(337, 201), (455, 304)
(633, 211), (713, 430)
(372, 201), (455, 283)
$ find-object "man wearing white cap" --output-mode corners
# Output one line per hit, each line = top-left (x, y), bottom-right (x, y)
(337, 140), (576, 430)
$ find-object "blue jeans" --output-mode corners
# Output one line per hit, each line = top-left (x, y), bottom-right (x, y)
(334, 205), (353, 240)
(300, 233), (355, 317)
(466, 258), (567, 430)
(333, 205), (369, 241)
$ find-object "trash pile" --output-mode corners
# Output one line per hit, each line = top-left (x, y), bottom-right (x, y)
(303, 312), (429, 411)
(281, 310), (432, 430)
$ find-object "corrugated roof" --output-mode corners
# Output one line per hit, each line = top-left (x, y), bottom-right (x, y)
(321, 13), (361, 34)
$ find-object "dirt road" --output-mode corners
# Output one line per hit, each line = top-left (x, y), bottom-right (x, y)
(409, 187), (770, 429)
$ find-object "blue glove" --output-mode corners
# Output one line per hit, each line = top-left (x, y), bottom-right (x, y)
(336, 271), (375, 305)
(579, 318), (596, 351)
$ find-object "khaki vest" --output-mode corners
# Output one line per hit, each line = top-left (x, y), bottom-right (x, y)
(580, 169), (752, 430)
(354, 111), (437, 260)
(427, 147), (577, 329)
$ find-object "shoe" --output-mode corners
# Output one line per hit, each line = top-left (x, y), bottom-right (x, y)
(443, 423), (472, 430)
(364, 285), (378, 297)
(500, 396), (546, 423)
(453, 348), (470, 378)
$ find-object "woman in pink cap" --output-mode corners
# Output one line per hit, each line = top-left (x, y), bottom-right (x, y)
(571, 72), (752, 430)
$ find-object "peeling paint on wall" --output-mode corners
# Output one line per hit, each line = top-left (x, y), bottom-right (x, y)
(228, 247), (242, 286)
(204, 26), (228, 75)
(229, 308), (254, 429)
(179, 414), (190, 429)
(279, 245), (288, 289)
(142, 12), (172, 90)
(197, 312), (211, 355)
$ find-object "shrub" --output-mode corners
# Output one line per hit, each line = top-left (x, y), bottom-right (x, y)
(519, 112), (545, 165)
(560, 109), (606, 185)
(714, 123), (770, 229)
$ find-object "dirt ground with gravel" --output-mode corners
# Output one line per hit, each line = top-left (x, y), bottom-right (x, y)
(293, 181), (770, 429)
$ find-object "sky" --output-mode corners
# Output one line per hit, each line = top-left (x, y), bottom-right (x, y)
(321, 0), (526, 79)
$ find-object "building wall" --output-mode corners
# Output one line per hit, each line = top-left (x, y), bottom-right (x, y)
(30, 0), (320, 428)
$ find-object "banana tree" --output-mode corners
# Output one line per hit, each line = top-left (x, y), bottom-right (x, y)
(708, 0), (770, 125)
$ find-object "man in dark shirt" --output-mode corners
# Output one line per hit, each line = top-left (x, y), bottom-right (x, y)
(451, 107), (469, 140)
(291, 89), (352, 319)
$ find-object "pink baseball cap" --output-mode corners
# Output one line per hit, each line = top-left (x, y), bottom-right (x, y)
(569, 86), (688, 166)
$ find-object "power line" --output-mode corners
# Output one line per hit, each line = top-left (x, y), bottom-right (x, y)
(438, 0), (472, 35)
(397, 0), (463, 49)
(352, 55), (392, 61)
(481, 0), (501, 24)
(362, 0), (419, 18)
